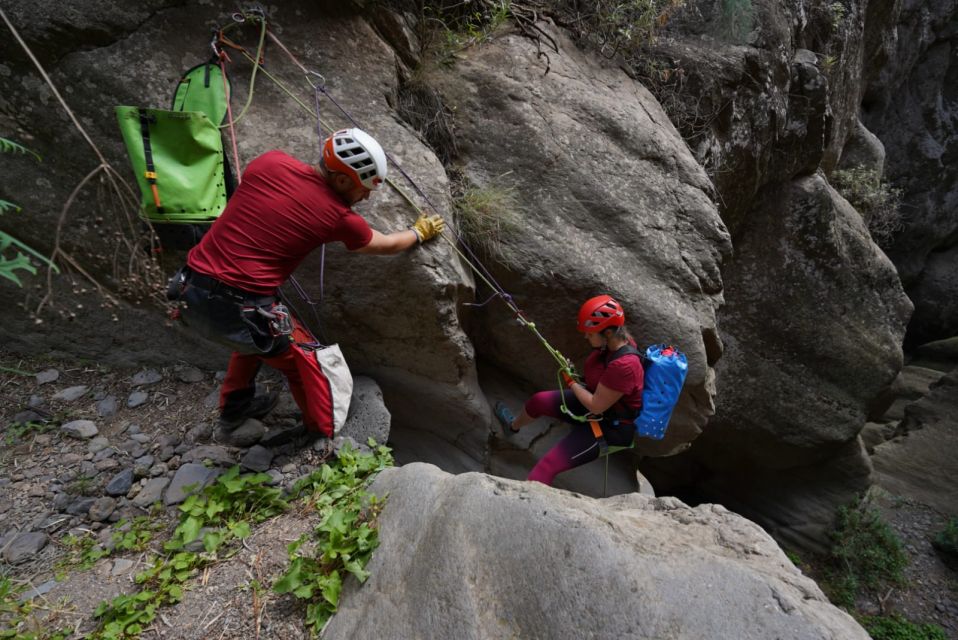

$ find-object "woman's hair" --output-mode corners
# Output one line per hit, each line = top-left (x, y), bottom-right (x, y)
(603, 324), (633, 342)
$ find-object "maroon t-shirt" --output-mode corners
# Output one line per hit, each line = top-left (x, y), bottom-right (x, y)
(583, 344), (645, 411)
(187, 150), (373, 294)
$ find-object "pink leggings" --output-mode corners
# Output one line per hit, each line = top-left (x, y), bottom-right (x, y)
(524, 390), (633, 485)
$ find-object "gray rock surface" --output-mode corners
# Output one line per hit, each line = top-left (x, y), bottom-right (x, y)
(61, 420), (99, 440)
(127, 391), (149, 408)
(872, 369), (958, 515)
(3, 532), (49, 564)
(53, 385), (89, 402)
(326, 464), (868, 640)
(239, 446), (273, 473)
(429, 24), (730, 459)
(96, 395), (118, 418)
(105, 469), (134, 496)
(130, 369), (163, 386)
(35, 369), (59, 385)
(132, 478), (169, 508)
(339, 376), (391, 446)
(838, 119), (886, 174)
(221, 419), (265, 448)
(164, 464), (219, 506)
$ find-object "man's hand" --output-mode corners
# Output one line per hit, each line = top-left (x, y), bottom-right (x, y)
(412, 214), (445, 243)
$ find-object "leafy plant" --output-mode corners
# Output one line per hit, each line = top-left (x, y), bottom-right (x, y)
(823, 498), (908, 608)
(3, 420), (54, 445)
(275, 441), (393, 632)
(829, 2), (847, 31)
(0, 576), (70, 639)
(932, 517), (958, 567)
(859, 614), (947, 640)
(830, 167), (904, 247)
(0, 137), (59, 286)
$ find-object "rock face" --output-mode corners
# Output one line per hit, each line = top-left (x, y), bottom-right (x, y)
(644, 175), (912, 550)
(426, 24), (731, 457)
(872, 368), (958, 516)
(327, 463), (868, 640)
(861, 0), (958, 342)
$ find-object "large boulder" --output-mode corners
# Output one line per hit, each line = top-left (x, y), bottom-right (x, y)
(906, 245), (958, 346)
(327, 463), (868, 639)
(644, 174), (911, 549)
(425, 24), (731, 462)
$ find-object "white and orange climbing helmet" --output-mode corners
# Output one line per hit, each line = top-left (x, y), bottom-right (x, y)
(322, 128), (388, 190)
(577, 294), (626, 333)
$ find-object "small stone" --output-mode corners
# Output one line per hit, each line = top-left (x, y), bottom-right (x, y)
(125, 424), (141, 435)
(4, 532), (49, 564)
(35, 369), (59, 385)
(175, 366), (205, 383)
(19, 579), (57, 601)
(182, 445), (234, 468)
(240, 445), (273, 472)
(132, 478), (169, 508)
(66, 497), (97, 517)
(127, 391), (149, 408)
(203, 389), (219, 410)
(129, 433), (151, 444)
(131, 369), (163, 386)
(53, 385), (89, 402)
(29, 395), (44, 407)
(94, 459), (119, 472)
(96, 396), (118, 418)
(88, 437), (110, 454)
(149, 463), (168, 477)
(165, 464), (220, 506)
(88, 497), (117, 522)
(157, 434), (181, 448)
(265, 469), (283, 485)
(111, 558), (135, 576)
(105, 469), (134, 496)
(13, 409), (48, 424)
(184, 422), (212, 444)
(61, 420), (98, 439)
(93, 448), (115, 463)
(156, 446), (175, 462)
(222, 419), (266, 448)
(52, 493), (72, 512)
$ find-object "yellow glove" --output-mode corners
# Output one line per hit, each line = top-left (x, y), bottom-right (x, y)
(411, 214), (445, 243)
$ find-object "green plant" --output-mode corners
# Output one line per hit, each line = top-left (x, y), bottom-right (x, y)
(824, 498), (908, 608)
(830, 167), (904, 247)
(0, 137), (59, 286)
(274, 441), (393, 632)
(859, 614), (947, 640)
(0, 576), (70, 639)
(932, 518), (958, 567)
(715, 0), (755, 44)
(3, 420), (54, 445)
(829, 2), (847, 31)
(452, 181), (524, 265)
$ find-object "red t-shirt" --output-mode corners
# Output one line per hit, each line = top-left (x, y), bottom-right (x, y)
(583, 344), (645, 411)
(187, 150), (373, 294)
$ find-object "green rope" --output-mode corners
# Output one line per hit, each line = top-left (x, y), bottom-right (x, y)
(218, 14), (268, 129)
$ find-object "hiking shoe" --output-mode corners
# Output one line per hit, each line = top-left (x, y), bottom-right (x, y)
(494, 401), (519, 436)
(217, 390), (280, 431)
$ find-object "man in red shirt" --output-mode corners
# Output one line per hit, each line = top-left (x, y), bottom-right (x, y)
(173, 128), (443, 446)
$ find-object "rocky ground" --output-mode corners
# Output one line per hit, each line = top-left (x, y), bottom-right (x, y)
(0, 352), (389, 637)
(0, 350), (956, 638)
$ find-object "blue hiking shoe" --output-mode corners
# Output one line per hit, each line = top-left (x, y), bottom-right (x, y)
(494, 401), (519, 436)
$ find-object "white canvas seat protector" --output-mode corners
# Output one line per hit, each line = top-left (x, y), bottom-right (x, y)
(292, 342), (353, 436)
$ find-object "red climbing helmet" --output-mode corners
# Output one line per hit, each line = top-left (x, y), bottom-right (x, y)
(577, 295), (625, 333)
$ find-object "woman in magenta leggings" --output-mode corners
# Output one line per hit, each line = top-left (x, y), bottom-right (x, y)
(495, 295), (645, 485)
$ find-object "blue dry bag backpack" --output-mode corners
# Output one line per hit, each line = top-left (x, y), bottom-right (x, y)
(608, 344), (688, 440)
(635, 345), (688, 440)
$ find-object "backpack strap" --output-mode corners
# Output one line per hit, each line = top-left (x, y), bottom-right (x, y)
(137, 109), (163, 213)
(604, 344), (640, 365)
